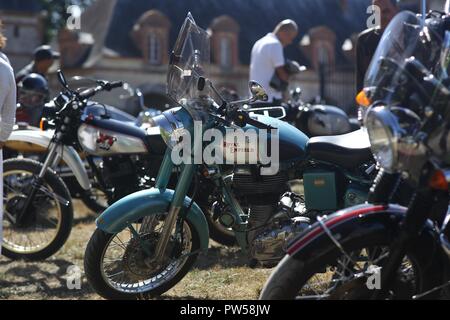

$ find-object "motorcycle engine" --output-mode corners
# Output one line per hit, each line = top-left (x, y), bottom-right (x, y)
(232, 167), (310, 267)
(101, 155), (142, 203)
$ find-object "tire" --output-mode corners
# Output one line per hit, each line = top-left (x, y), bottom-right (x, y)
(260, 232), (441, 300)
(80, 188), (108, 214)
(201, 205), (236, 246)
(84, 218), (200, 299)
(2, 158), (73, 260)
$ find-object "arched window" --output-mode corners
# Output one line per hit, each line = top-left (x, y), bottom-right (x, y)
(220, 36), (232, 68)
(148, 33), (161, 65)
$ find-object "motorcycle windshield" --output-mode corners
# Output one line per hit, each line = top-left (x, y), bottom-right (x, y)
(167, 13), (210, 105)
(364, 11), (442, 104)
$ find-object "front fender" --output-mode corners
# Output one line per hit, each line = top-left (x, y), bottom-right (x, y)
(288, 204), (443, 263)
(96, 188), (210, 251)
(7, 130), (91, 190)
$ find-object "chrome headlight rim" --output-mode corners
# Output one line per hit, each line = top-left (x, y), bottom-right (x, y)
(364, 105), (402, 173)
(153, 110), (186, 150)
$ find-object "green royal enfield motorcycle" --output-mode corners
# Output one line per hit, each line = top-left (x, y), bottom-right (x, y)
(84, 14), (376, 299)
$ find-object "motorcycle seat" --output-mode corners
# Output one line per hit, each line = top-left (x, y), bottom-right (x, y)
(306, 128), (373, 169)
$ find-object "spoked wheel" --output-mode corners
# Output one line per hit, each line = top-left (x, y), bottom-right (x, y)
(84, 214), (200, 299)
(260, 235), (439, 300)
(2, 159), (73, 260)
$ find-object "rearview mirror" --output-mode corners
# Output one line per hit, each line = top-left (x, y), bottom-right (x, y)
(249, 81), (268, 102)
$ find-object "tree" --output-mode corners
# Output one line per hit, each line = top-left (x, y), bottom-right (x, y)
(40, 0), (93, 42)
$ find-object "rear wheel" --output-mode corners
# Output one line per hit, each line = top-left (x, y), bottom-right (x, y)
(80, 186), (108, 214)
(260, 234), (440, 300)
(84, 214), (200, 299)
(2, 159), (73, 260)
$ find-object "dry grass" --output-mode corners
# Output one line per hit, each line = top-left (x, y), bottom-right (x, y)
(0, 200), (272, 300)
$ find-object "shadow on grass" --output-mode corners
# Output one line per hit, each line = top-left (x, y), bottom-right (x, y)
(0, 258), (95, 299)
(195, 245), (249, 270)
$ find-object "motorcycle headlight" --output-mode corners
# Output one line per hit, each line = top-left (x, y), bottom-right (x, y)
(364, 106), (400, 173)
(364, 106), (423, 173)
(152, 108), (191, 149)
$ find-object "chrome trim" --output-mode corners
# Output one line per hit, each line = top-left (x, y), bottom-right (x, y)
(364, 106), (423, 173)
(153, 206), (182, 264)
(440, 233), (450, 258)
(247, 106), (287, 120)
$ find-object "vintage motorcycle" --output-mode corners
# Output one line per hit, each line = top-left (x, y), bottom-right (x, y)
(4, 76), (241, 249)
(83, 14), (378, 299)
(250, 86), (360, 137)
(260, 11), (450, 300)
(4, 80), (149, 213)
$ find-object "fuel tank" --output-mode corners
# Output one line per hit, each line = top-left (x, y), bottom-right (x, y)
(221, 114), (308, 164)
(78, 105), (148, 156)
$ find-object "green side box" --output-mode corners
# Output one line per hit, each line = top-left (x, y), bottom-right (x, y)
(303, 171), (337, 211)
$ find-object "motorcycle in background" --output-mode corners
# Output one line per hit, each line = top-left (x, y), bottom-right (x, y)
(260, 11), (450, 300)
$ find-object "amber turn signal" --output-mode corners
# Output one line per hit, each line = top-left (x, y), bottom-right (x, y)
(356, 90), (371, 107)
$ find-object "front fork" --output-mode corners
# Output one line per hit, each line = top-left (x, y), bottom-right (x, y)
(147, 150), (196, 265)
(16, 142), (60, 226)
(370, 166), (435, 299)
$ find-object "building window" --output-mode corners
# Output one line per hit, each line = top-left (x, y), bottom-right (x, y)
(219, 36), (232, 68)
(148, 33), (161, 65)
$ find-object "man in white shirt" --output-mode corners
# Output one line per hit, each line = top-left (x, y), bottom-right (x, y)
(250, 20), (298, 103)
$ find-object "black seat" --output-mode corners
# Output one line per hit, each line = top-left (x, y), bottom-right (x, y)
(306, 129), (373, 169)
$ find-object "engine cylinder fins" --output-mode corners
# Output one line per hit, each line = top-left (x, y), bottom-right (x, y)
(232, 168), (288, 195)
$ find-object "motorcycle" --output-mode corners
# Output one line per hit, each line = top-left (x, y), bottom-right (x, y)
(260, 11), (450, 300)
(250, 86), (360, 137)
(83, 14), (378, 299)
(4, 77), (240, 248)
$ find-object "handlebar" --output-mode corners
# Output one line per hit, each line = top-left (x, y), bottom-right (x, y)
(78, 81), (124, 100)
(227, 110), (275, 131)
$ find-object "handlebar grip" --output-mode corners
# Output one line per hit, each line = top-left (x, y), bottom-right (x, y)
(245, 117), (274, 130)
(105, 81), (123, 91)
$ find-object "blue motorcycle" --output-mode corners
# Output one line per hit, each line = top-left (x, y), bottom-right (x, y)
(84, 14), (375, 299)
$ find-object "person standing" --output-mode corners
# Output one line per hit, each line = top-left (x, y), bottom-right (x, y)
(0, 24), (17, 254)
(15, 45), (60, 83)
(356, 0), (399, 93)
(250, 20), (298, 103)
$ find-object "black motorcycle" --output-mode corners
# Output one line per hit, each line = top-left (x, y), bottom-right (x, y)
(260, 11), (450, 300)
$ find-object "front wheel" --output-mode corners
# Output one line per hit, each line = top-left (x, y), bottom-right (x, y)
(260, 233), (441, 300)
(2, 159), (73, 260)
(84, 214), (200, 299)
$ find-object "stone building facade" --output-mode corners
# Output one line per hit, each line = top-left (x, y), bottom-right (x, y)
(1, 0), (439, 113)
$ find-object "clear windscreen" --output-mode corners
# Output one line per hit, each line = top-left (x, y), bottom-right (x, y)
(167, 13), (210, 104)
(364, 11), (443, 104)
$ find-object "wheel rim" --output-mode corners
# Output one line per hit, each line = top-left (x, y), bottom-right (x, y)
(296, 246), (418, 300)
(2, 170), (63, 254)
(100, 214), (193, 294)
